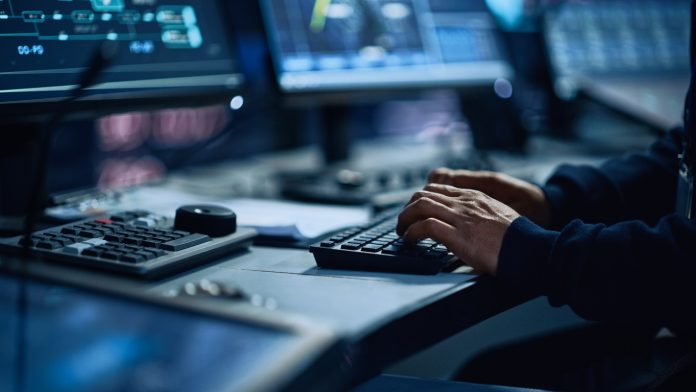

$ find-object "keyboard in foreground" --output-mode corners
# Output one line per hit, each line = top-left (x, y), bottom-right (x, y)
(0, 210), (256, 279)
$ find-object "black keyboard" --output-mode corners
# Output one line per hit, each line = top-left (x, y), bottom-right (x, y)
(310, 210), (459, 275)
(0, 210), (257, 279)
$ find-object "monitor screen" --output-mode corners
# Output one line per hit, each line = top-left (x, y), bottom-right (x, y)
(0, 272), (337, 392)
(0, 0), (243, 121)
(260, 0), (513, 93)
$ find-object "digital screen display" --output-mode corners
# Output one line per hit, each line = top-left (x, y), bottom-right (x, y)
(545, 0), (690, 78)
(0, 0), (242, 112)
(261, 0), (513, 92)
(0, 274), (303, 392)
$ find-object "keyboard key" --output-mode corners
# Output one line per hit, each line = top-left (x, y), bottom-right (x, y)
(120, 254), (145, 264)
(141, 239), (161, 248)
(341, 243), (361, 250)
(61, 227), (80, 236)
(434, 245), (448, 252)
(62, 243), (92, 255)
(79, 230), (102, 239)
(160, 234), (210, 252)
(144, 248), (167, 257)
(104, 234), (125, 243)
(134, 251), (157, 260)
(122, 237), (142, 245)
(36, 241), (62, 250)
(85, 238), (108, 247)
(51, 236), (76, 246)
(134, 218), (156, 227)
(320, 241), (335, 248)
(82, 248), (102, 257)
(361, 245), (382, 253)
(381, 245), (402, 255)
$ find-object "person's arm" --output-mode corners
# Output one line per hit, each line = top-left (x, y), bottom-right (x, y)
(426, 129), (683, 230)
(544, 129), (684, 230)
(498, 215), (696, 328)
(397, 182), (696, 328)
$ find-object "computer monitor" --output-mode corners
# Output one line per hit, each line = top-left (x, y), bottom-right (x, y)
(0, 0), (244, 123)
(543, 0), (690, 130)
(0, 269), (345, 391)
(260, 0), (514, 96)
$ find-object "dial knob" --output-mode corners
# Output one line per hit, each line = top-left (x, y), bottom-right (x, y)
(174, 205), (237, 237)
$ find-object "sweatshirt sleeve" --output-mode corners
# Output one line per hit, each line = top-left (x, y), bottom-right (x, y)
(543, 129), (684, 230)
(497, 215), (696, 329)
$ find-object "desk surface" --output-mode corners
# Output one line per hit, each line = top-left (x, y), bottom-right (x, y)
(143, 246), (528, 383)
(1, 243), (528, 386)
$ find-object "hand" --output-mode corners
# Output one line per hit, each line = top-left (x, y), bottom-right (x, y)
(396, 184), (521, 276)
(429, 168), (551, 228)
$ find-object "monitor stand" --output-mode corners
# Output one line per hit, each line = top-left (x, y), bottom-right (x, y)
(0, 124), (43, 235)
(458, 91), (528, 152)
(319, 105), (353, 165)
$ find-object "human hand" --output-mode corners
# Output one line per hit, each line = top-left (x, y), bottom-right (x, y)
(396, 184), (521, 276)
(428, 168), (551, 228)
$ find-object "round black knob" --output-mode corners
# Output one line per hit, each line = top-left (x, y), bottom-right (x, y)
(174, 205), (237, 237)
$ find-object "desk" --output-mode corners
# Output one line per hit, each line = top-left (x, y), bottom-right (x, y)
(145, 247), (530, 384)
(2, 244), (530, 388)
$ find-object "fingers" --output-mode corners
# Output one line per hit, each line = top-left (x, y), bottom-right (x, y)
(422, 183), (466, 197)
(429, 168), (478, 186)
(428, 168), (455, 184)
(402, 217), (458, 247)
(397, 196), (457, 235)
(428, 168), (500, 195)
(405, 187), (459, 208)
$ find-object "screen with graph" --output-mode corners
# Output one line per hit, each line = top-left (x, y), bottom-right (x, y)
(0, 0), (242, 119)
(261, 0), (513, 93)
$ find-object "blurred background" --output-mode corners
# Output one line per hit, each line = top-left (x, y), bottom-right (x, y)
(36, 0), (688, 196)
(0, 0), (691, 381)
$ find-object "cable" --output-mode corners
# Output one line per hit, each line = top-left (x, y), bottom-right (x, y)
(14, 41), (115, 392)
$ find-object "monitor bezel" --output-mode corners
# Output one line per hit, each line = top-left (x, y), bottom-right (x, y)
(258, 0), (514, 104)
(0, 0), (246, 124)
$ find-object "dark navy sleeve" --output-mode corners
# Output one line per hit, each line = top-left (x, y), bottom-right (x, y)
(543, 129), (684, 230)
(497, 215), (696, 329)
